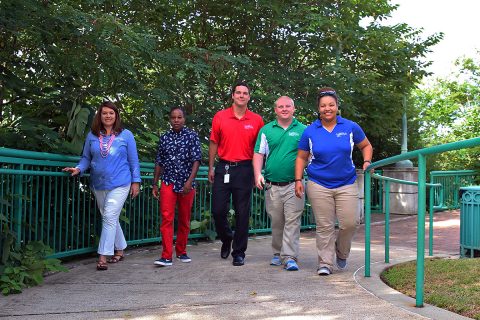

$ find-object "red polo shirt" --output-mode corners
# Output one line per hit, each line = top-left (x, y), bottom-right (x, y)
(210, 106), (264, 162)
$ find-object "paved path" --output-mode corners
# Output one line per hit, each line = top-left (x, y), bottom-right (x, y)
(0, 210), (470, 320)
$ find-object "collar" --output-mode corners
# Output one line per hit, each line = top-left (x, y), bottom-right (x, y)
(315, 116), (344, 127)
(228, 106), (251, 120)
(273, 118), (298, 129)
(168, 127), (187, 135)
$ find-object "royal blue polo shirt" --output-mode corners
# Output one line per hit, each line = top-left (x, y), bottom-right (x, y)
(298, 116), (366, 189)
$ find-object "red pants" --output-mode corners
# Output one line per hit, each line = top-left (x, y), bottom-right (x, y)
(159, 182), (195, 259)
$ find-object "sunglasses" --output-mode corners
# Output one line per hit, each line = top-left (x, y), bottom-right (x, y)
(318, 90), (337, 98)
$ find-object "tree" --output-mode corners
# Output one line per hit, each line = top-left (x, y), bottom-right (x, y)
(412, 55), (480, 171)
(1, 0), (441, 162)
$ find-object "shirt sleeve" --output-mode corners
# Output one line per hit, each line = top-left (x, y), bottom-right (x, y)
(155, 135), (165, 167)
(209, 113), (220, 143)
(298, 128), (310, 151)
(352, 122), (366, 144)
(126, 130), (141, 183)
(76, 133), (93, 174)
(190, 132), (202, 162)
(254, 129), (269, 155)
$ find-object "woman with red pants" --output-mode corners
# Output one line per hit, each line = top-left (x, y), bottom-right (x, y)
(152, 106), (201, 266)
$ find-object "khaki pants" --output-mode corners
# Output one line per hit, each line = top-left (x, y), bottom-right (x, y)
(265, 182), (305, 261)
(306, 181), (359, 270)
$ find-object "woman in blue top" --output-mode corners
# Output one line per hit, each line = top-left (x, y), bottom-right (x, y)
(63, 101), (141, 271)
(294, 88), (373, 276)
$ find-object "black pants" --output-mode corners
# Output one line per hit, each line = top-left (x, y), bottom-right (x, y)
(212, 162), (253, 258)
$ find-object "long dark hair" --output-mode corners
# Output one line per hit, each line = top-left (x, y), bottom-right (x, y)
(91, 101), (123, 136)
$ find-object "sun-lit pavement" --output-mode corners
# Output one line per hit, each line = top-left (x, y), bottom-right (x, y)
(0, 210), (468, 320)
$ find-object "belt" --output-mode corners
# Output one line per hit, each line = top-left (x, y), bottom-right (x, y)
(219, 159), (252, 166)
(266, 179), (295, 186)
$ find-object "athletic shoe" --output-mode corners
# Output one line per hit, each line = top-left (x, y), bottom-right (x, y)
(284, 259), (299, 271)
(270, 255), (282, 266)
(336, 257), (347, 270)
(176, 254), (192, 263)
(317, 266), (331, 276)
(154, 258), (172, 266)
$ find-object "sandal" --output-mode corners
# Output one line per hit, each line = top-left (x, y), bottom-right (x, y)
(108, 254), (124, 264)
(96, 261), (108, 271)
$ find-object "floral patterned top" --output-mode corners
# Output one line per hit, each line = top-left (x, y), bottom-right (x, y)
(155, 127), (202, 192)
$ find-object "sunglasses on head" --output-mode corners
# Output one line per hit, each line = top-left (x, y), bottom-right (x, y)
(318, 90), (337, 98)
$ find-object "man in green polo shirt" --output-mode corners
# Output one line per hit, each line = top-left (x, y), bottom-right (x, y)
(253, 96), (306, 271)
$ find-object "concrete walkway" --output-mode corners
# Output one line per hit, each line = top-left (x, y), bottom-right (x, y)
(0, 210), (471, 320)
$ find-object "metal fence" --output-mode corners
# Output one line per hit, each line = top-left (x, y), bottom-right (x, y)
(430, 170), (477, 210)
(0, 147), (318, 259)
(364, 136), (480, 307)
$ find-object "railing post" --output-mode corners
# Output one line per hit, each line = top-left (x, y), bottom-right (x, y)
(416, 154), (427, 307)
(384, 181), (390, 263)
(429, 186), (434, 256)
(13, 164), (24, 247)
(364, 169), (371, 277)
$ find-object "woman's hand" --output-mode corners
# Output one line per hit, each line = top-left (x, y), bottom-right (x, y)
(62, 167), (80, 176)
(295, 180), (304, 198)
(152, 185), (159, 200)
(130, 182), (140, 198)
(182, 180), (193, 195)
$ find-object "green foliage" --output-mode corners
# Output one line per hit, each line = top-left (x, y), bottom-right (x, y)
(0, 0), (441, 162)
(0, 218), (68, 296)
(412, 55), (480, 171)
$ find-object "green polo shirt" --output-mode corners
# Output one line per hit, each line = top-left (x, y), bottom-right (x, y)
(254, 118), (306, 182)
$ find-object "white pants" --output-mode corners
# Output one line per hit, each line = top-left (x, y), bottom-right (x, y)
(93, 185), (130, 256)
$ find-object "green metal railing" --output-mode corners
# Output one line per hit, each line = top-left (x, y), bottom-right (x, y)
(0, 147), (316, 259)
(364, 136), (480, 308)
(431, 170), (477, 210)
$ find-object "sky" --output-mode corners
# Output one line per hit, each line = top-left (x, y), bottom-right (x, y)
(385, 0), (480, 78)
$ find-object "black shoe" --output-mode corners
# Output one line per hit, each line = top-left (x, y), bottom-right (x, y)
(232, 256), (245, 266)
(220, 239), (232, 259)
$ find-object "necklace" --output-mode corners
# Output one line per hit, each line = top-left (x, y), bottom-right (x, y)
(99, 133), (116, 158)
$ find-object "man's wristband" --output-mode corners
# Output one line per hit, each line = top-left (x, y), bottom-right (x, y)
(294, 179), (302, 182)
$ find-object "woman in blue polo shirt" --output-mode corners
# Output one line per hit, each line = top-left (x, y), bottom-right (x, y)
(294, 87), (373, 276)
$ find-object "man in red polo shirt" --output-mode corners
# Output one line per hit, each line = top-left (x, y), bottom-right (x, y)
(208, 80), (264, 266)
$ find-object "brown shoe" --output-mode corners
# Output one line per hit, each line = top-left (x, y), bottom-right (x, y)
(108, 254), (124, 263)
(96, 261), (108, 271)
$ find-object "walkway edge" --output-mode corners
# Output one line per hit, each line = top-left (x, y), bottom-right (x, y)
(353, 257), (472, 320)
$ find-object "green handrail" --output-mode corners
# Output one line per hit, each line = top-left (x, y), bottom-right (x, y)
(364, 136), (480, 307)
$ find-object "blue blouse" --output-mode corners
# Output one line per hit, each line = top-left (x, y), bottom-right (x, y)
(155, 127), (202, 193)
(298, 116), (366, 189)
(76, 129), (141, 190)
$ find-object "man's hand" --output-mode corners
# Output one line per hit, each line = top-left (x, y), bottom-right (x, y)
(208, 167), (214, 184)
(255, 174), (265, 190)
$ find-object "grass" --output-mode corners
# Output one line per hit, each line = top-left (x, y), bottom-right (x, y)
(381, 257), (480, 320)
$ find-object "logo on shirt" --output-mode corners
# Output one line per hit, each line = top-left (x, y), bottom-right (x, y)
(244, 124), (254, 130)
(336, 132), (347, 138)
(289, 132), (300, 137)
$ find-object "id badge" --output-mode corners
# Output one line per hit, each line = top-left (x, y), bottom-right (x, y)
(224, 174), (230, 183)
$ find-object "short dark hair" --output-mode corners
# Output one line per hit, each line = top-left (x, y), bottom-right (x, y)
(169, 106), (186, 117)
(91, 101), (123, 136)
(316, 87), (338, 106)
(231, 80), (251, 95)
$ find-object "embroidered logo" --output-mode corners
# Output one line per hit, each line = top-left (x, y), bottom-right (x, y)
(244, 124), (254, 130)
(289, 132), (300, 137)
(336, 132), (347, 138)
